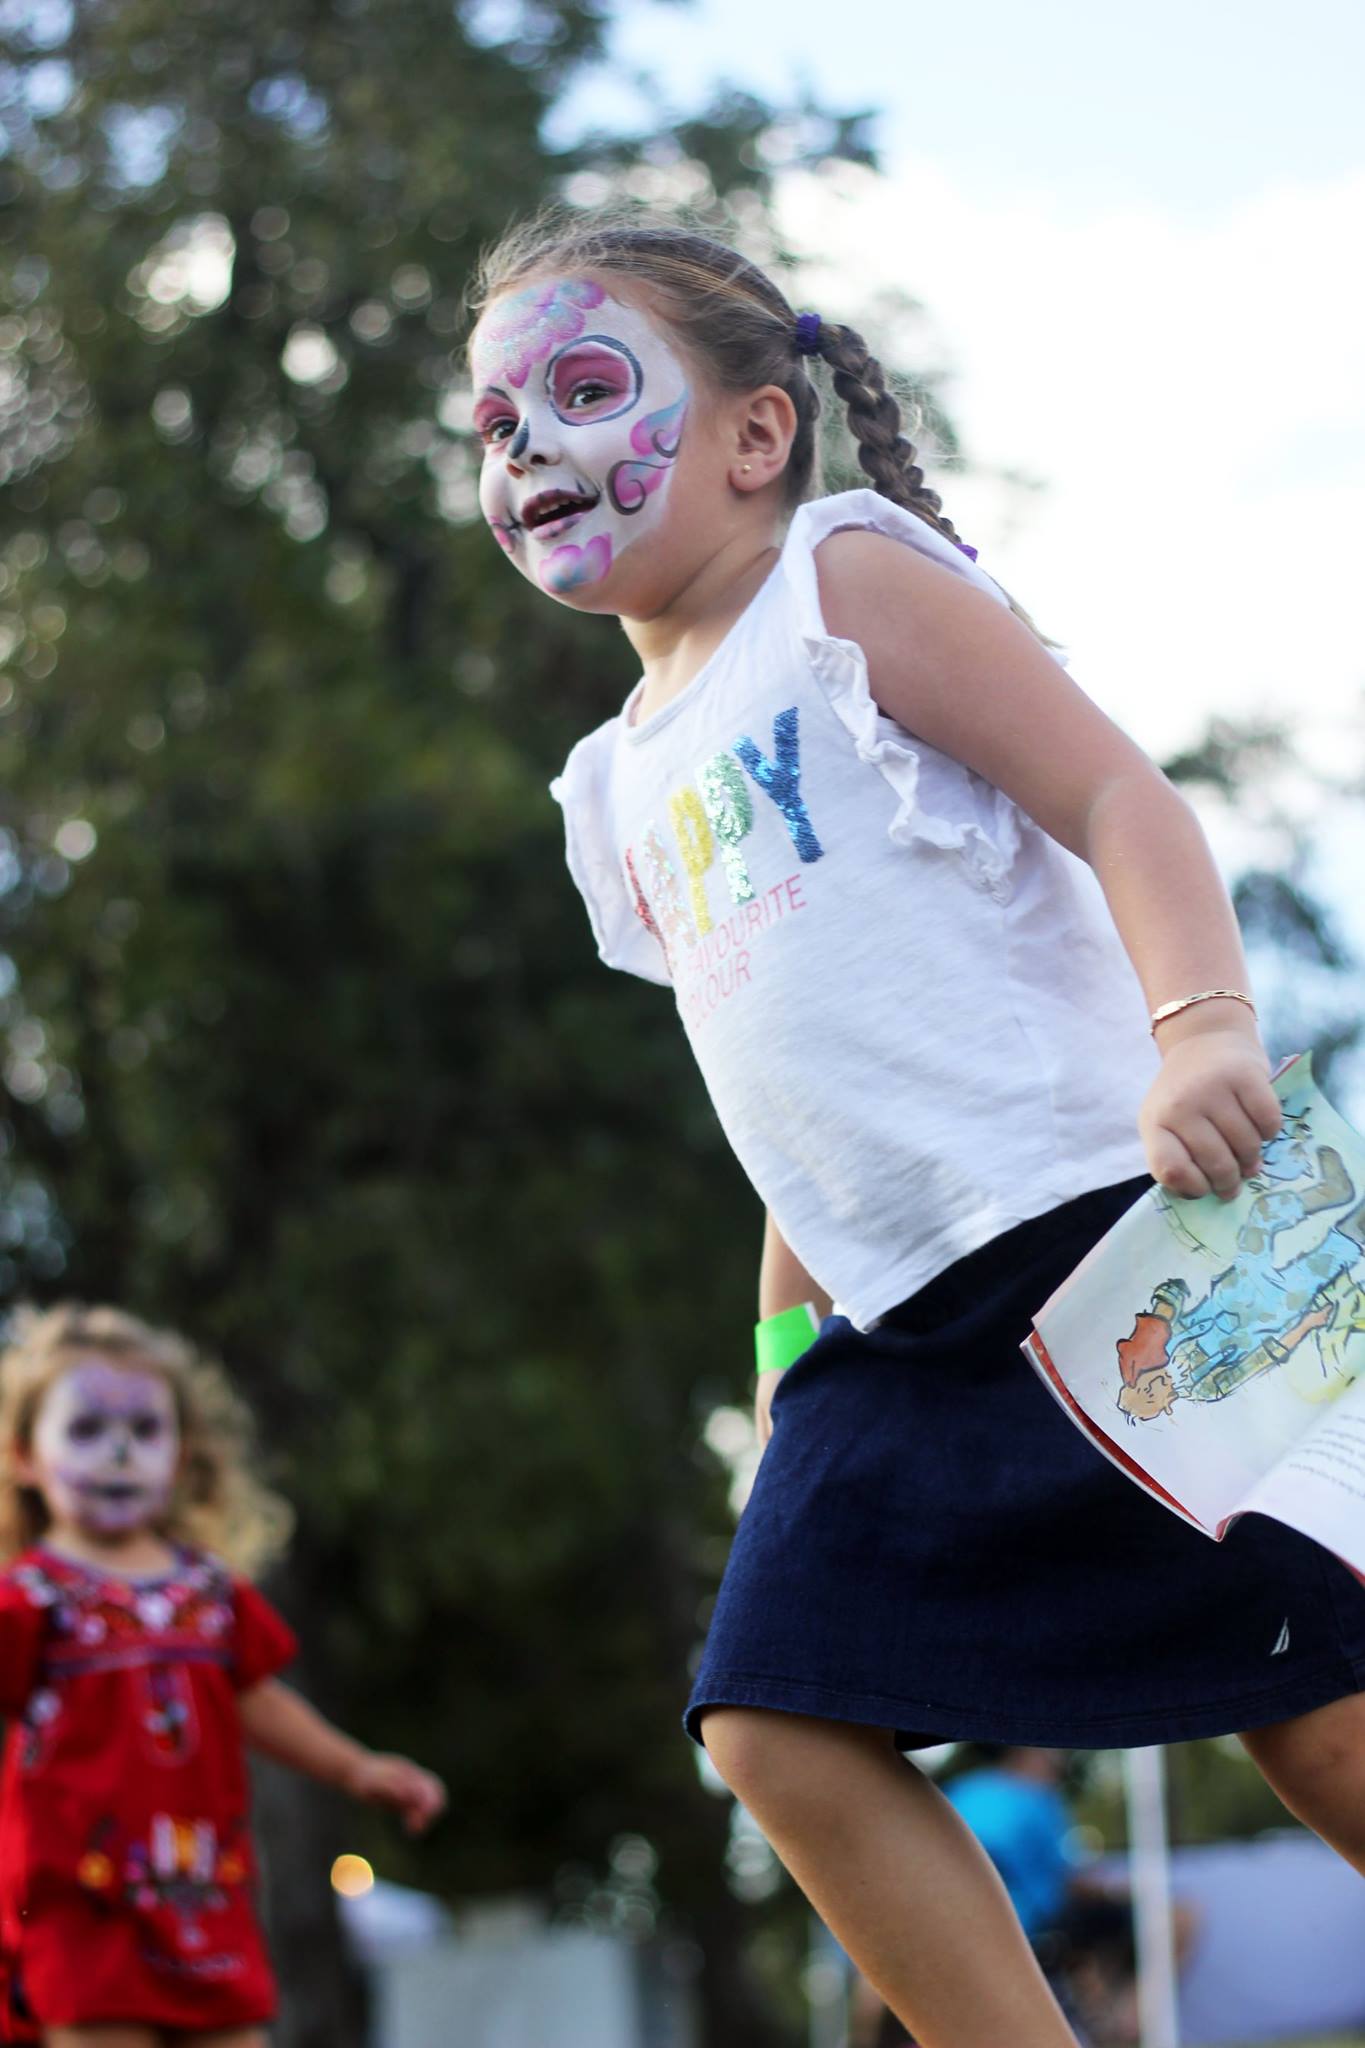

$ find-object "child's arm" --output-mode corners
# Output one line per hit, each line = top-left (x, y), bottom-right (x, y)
(756, 1211), (833, 1446)
(238, 1678), (447, 1834)
(816, 533), (1282, 1201)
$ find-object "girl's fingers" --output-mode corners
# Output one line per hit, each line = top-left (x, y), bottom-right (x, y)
(1236, 1072), (1285, 1143)
(1146, 1119), (1243, 1201)
(1182, 1117), (1246, 1200)
(1214, 1100), (1274, 1180)
(1140, 1039), (1282, 1199)
(403, 1789), (436, 1831)
(1144, 1127), (1207, 1199)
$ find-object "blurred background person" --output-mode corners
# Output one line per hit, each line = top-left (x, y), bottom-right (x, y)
(0, 1301), (444, 2045)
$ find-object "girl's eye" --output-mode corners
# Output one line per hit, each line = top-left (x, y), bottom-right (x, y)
(472, 394), (519, 447)
(131, 1416), (165, 1442)
(68, 1415), (106, 1444)
(566, 380), (614, 411)
(548, 341), (640, 423)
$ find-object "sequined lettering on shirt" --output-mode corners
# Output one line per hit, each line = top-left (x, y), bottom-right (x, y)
(624, 847), (663, 947)
(667, 787), (716, 936)
(732, 707), (825, 864)
(640, 824), (696, 954)
(697, 752), (755, 904)
(623, 704), (824, 990)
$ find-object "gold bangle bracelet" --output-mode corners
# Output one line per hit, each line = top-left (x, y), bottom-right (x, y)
(1150, 988), (1256, 1035)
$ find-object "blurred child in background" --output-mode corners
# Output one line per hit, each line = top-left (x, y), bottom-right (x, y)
(0, 1301), (446, 2048)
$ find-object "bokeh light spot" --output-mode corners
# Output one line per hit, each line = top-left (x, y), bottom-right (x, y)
(330, 1854), (375, 1898)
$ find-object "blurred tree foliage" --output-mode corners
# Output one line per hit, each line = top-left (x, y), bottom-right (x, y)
(0, 2), (882, 2042)
(1165, 718), (1364, 1092)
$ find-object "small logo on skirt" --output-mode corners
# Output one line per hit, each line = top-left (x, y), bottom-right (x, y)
(1270, 1618), (1291, 1657)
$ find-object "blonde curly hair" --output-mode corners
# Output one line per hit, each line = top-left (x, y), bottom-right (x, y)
(0, 1302), (294, 1577)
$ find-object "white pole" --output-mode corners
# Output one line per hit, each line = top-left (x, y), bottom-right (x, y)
(805, 1915), (848, 2048)
(1124, 1744), (1181, 2048)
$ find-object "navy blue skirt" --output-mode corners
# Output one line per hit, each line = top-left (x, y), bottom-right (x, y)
(687, 1178), (1365, 1750)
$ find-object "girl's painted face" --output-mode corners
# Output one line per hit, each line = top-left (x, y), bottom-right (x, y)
(29, 1358), (180, 1537)
(472, 277), (690, 603)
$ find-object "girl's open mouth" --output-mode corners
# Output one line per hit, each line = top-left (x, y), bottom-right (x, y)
(521, 488), (599, 541)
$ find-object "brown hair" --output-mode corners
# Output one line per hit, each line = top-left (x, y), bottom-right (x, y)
(470, 208), (1049, 635)
(0, 1302), (294, 1576)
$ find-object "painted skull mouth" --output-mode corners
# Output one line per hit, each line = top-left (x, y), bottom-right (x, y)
(83, 1481), (143, 1501)
(520, 487), (599, 534)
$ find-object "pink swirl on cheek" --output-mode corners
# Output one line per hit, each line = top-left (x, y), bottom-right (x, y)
(607, 394), (688, 514)
(539, 534), (613, 594)
(476, 278), (605, 391)
(630, 392), (686, 461)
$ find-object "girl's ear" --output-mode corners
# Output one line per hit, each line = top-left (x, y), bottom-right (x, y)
(10, 1441), (40, 1489)
(730, 384), (798, 495)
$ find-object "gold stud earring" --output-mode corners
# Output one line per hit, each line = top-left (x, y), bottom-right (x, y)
(740, 463), (752, 474)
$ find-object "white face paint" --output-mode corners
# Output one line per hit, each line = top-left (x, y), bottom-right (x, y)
(472, 277), (690, 602)
(31, 1360), (180, 1537)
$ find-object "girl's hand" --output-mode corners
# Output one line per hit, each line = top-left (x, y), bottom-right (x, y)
(754, 1368), (783, 1449)
(346, 1751), (448, 1834)
(1138, 1028), (1282, 1200)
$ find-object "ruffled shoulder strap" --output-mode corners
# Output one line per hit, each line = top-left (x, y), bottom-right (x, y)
(776, 489), (1033, 903)
(551, 720), (673, 986)
(780, 488), (1012, 630)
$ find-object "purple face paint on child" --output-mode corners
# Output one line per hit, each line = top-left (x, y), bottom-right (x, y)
(472, 278), (690, 603)
(32, 1360), (180, 1536)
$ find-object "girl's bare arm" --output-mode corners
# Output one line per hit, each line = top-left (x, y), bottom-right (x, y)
(815, 532), (1282, 1200)
(238, 1677), (446, 1833)
(760, 1209), (833, 1323)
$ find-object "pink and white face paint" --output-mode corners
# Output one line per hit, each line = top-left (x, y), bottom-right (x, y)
(32, 1359), (180, 1537)
(472, 277), (689, 601)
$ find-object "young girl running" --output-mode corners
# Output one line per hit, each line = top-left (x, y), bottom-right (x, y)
(0, 1301), (446, 2047)
(467, 212), (1365, 2046)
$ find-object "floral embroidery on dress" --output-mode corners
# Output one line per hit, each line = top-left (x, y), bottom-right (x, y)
(12, 1551), (235, 1774)
(14, 1551), (234, 1662)
(76, 1809), (253, 1978)
(17, 1686), (61, 1772)
(142, 1660), (199, 1764)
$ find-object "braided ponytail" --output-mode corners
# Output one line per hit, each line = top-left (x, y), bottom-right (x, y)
(817, 323), (966, 550)
(812, 319), (1052, 638)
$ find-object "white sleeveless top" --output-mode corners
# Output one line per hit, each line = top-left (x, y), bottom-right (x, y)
(552, 489), (1156, 1328)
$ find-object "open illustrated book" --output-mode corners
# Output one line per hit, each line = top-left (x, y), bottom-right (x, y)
(1023, 1053), (1365, 1583)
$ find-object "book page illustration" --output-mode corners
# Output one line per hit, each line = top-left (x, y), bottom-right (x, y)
(1027, 1056), (1365, 1540)
(1117, 1117), (1365, 1425)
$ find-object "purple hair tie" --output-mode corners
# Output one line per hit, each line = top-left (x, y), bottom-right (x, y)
(955, 539), (979, 562)
(793, 311), (823, 357)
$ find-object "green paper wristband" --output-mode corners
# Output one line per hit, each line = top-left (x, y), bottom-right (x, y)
(755, 1302), (821, 1376)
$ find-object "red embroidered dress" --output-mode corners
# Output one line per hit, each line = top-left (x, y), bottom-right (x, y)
(0, 1544), (297, 2037)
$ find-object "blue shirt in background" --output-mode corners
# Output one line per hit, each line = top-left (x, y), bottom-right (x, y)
(945, 1768), (1075, 1941)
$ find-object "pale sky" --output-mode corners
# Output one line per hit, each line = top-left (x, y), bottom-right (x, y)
(554, 0), (1365, 767)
